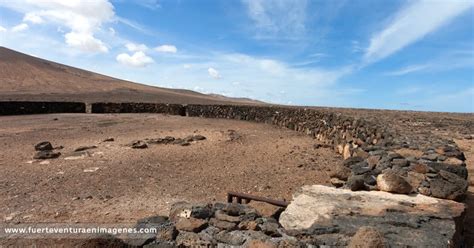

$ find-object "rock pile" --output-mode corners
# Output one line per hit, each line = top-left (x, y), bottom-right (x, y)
(117, 202), (297, 247)
(110, 183), (466, 247)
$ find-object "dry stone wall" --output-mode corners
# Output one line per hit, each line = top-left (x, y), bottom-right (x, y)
(0, 101), (85, 115)
(0, 101), (468, 201)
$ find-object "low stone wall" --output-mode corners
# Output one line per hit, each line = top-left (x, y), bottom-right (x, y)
(0, 101), (468, 201)
(0, 101), (85, 115)
(90, 102), (186, 116)
(89, 103), (469, 201)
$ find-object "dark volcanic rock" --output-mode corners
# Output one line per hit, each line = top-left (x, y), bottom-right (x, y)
(429, 170), (468, 201)
(34, 141), (53, 151)
(34, 150), (61, 159)
(131, 140), (148, 149)
(346, 175), (367, 191)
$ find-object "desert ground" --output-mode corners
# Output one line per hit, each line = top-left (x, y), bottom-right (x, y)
(0, 113), (340, 225)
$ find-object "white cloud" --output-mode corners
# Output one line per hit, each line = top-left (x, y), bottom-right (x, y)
(208, 67), (221, 79)
(65, 32), (108, 53)
(155, 45), (177, 53)
(116, 51), (154, 67)
(242, 0), (307, 39)
(0, 0), (115, 53)
(183, 64), (192, 69)
(365, 0), (473, 63)
(126, 43), (148, 52)
(11, 23), (29, 32)
(0, 25), (6, 32)
(23, 12), (43, 24)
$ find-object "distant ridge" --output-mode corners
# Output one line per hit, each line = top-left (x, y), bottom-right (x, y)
(0, 47), (262, 105)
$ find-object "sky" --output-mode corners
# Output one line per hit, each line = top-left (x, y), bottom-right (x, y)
(0, 0), (473, 112)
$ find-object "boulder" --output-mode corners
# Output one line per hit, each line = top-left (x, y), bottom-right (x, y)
(376, 172), (412, 194)
(34, 141), (53, 151)
(279, 185), (466, 247)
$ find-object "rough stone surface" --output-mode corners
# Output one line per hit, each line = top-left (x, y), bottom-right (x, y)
(279, 185), (466, 247)
(348, 226), (387, 248)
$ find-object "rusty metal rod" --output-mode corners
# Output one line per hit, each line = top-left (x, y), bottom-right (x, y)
(227, 191), (288, 207)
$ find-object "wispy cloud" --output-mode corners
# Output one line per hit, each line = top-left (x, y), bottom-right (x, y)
(386, 49), (474, 76)
(364, 0), (473, 63)
(242, 0), (308, 40)
(386, 64), (430, 76)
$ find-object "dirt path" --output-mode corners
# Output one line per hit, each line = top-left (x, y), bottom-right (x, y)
(455, 139), (474, 247)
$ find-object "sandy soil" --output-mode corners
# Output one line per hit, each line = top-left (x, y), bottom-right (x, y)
(0, 114), (340, 225)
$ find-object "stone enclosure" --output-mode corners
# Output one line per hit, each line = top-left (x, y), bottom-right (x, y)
(0, 101), (469, 201)
(0, 101), (471, 246)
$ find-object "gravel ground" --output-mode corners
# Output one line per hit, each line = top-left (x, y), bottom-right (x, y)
(0, 113), (340, 225)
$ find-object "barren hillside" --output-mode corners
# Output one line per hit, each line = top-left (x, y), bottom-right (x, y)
(0, 47), (260, 105)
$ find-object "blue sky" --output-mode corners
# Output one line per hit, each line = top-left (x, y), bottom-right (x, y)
(0, 0), (473, 112)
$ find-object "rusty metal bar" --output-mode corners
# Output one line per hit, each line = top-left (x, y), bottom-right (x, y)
(227, 191), (288, 207)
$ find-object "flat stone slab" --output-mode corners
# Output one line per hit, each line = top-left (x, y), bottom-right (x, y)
(279, 185), (466, 247)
